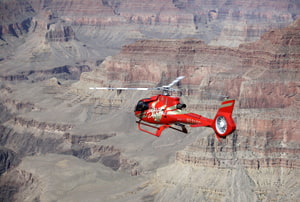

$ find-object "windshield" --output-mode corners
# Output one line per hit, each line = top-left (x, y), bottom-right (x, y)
(135, 101), (149, 111)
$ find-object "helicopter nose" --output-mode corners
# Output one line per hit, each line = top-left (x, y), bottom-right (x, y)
(135, 111), (144, 120)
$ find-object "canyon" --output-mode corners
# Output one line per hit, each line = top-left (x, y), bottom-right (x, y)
(0, 0), (300, 201)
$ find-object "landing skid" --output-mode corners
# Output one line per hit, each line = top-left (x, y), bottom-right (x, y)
(136, 120), (188, 137)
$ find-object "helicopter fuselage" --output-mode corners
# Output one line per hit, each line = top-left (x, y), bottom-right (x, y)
(135, 95), (211, 126)
(134, 94), (236, 139)
(90, 76), (236, 140)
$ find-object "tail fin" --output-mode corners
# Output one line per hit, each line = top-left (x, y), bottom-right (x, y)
(212, 99), (236, 140)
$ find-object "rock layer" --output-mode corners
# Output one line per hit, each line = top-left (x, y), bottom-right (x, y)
(0, 0), (300, 201)
(71, 20), (300, 200)
(1, 0), (300, 51)
(78, 20), (300, 173)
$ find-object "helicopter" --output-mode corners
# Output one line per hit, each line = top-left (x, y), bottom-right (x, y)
(89, 76), (236, 140)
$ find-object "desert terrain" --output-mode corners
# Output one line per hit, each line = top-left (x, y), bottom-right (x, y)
(0, 0), (300, 201)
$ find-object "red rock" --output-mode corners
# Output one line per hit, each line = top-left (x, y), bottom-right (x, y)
(79, 20), (300, 170)
(2, 0), (300, 46)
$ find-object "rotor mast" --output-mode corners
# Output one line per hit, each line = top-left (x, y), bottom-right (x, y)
(156, 76), (185, 96)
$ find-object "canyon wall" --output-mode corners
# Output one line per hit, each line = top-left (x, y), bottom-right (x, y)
(1, 0), (300, 52)
(0, 0), (299, 201)
(78, 18), (300, 169)
(1, 0), (300, 77)
(74, 19), (300, 201)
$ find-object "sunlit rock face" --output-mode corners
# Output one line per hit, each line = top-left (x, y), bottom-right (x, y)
(76, 20), (300, 201)
(1, 0), (300, 51)
(0, 0), (300, 201)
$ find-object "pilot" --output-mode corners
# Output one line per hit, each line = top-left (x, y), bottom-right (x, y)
(176, 103), (186, 110)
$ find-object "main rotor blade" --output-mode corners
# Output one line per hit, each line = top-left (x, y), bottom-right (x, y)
(89, 87), (150, 90)
(165, 76), (185, 88)
(89, 76), (185, 93)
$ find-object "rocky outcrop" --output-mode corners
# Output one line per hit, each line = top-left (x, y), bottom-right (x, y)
(0, 0), (36, 38)
(12, 117), (73, 132)
(0, 74), (29, 81)
(0, 169), (40, 202)
(0, 147), (20, 176)
(176, 129), (300, 169)
(121, 21), (299, 201)
(45, 24), (76, 42)
(1, 0), (300, 48)
(0, 83), (140, 174)
(0, 123), (139, 175)
(0, 65), (91, 82)
(0, 114), (139, 171)
(78, 19), (300, 173)
(79, 21), (300, 109)
(1, 18), (298, 201)
(0, 1), (300, 201)
(151, 162), (299, 202)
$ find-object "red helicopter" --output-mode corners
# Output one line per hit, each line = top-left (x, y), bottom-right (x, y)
(90, 76), (236, 140)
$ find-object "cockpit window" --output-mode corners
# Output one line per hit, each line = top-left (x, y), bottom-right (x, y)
(135, 101), (149, 111)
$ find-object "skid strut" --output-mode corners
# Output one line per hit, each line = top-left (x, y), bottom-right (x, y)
(136, 120), (188, 137)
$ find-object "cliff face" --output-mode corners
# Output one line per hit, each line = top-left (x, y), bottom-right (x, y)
(79, 19), (300, 167)
(74, 20), (300, 201)
(0, 0), (300, 201)
(1, 0), (300, 51)
(1, 0), (300, 76)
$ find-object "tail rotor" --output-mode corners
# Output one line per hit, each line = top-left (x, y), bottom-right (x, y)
(212, 99), (236, 140)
